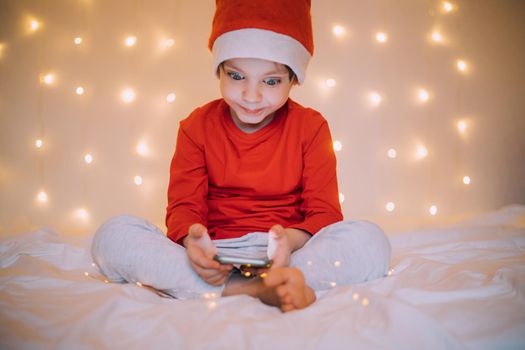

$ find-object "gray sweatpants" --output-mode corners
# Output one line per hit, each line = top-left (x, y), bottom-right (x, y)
(91, 215), (391, 299)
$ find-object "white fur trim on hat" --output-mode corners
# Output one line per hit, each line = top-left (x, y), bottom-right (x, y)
(212, 28), (311, 84)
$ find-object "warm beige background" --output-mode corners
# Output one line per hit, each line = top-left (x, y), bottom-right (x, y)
(0, 0), (524, 236)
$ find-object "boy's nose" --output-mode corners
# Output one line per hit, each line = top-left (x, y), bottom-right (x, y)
(242, 84), (262, 103)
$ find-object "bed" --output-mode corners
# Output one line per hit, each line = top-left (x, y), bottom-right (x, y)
(1, 205), (525, 350)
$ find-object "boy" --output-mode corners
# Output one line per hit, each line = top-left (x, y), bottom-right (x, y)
(92, 0), (391, 313)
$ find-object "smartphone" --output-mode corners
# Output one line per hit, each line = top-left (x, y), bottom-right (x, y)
(214, 255), (272, 268)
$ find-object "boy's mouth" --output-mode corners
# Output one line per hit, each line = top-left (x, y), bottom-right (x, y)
(240, 106), (265, 115)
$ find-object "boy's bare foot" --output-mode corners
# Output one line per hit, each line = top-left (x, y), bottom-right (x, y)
(223, 267), (315, 312)
(260, 267), (316, 312)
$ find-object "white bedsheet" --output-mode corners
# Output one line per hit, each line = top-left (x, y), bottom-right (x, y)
(1, 206), (525, 350)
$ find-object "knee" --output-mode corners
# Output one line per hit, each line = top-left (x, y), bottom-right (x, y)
(323, 220), (392, 277)
(91, 215), (158, 263)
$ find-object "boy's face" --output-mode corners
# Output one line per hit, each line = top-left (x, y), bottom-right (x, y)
(219, 58), (294, 133)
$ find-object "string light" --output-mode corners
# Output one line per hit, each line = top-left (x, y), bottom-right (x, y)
(84, 153), (93, 164)
(416, 145), (428, 159)
(35, 139), (44, 148)
(387, 148), (397, 159)
(330, 282), (337, 288)
(134, 175), (143, 186)
(418, 89), (430, 103)
(375, 32), (388, 43)
(332, 24), (346, 38)
(334, 261), (341, 267)
(463, 176), (471, 185)
(442, 2), (455, 13)
(121, 88), (136, 103)
(338, 193), (345, 204)
(41, 73), (56, 86)
(361, 298), (369, 306)
(160, 38), (175, 49)
(333, 140), (342, 151)
(29, 18), (40, 32)
(135, 281), (143, 287)
(386, 202), (395, 212)
(429, 205), (438, 216)
(76, 208), (89, 220)
(0, 43), (5, 58)
(166, 93), (177, 103)
(36, 191), (48, 203)
(307, 261), (313, 266)
(431, 31), (443, 43)
(456, 59), (468, 73)
(387, 268), (394, 276)
(325, 78), (336, 88)
(136, 141), (149, 156)
(352, 292), (359, 300)
(369, 92), (382, 106)
(84, 272), (90, 277)
(124, 36), (137, 47)
(457, 120), (468, 134)
(74, 37), (83, 45)
(75, 86), (85, 95)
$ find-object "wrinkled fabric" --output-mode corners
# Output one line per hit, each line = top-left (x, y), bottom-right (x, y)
(1, 206), (524, 350)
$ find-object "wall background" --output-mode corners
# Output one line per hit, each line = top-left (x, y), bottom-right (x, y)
(1, 0), (524, 236)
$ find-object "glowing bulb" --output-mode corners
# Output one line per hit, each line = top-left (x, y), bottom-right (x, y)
(387, 148), (397, 159)
(352, 293), (359, 300)
(134, 175), (143, 186)
(208, 301), (217, 310)
(334, 261), (341, 267)
(333, 140), (342, 152)
(0, 43), (5, 58)
(84, 153), (93, 164)
(362, 298), (370, 306)
(307, 261), (313, 266)
(456, 59), (467, 72)
(463, 176), (471, 185)
(35, 139), (43, 148)
(30, 19), (40, 32)
(387, 269), (394, 276)
(41, 73), (55, 85)
(76, 86), (85, 95)
(74, 37), (83, 45)
(375, 32), (388, 43)
(442, 2), (454, 12)
(338, 193), (345, 204)
(386, 202), (395, 212)
(121, 88), (136, 103)
(431, 31), (443, 43)
(416, 145), (428, 159)
(135, 281), (143, 287)
(161, 38), (175, 48)
(369, 92), (382, 106)
(76, 208), (89, 220)
(418, 89), (430, 102)
(37, 191), (48, 203)
(457, 120), (467, 134)
(166, 93), (177, 103)
(325, 78), (336, 88)
(429, 205), (438, 216)
(332, 25), (346, 37)
(330, 282), (337, 288)
(125, 36), (137, 47)
(136, 141), (149, 156)
(84, 272), (90, 277)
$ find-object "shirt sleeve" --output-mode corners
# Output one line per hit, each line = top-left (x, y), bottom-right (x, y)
(165, 120), (208, 245)
(287, 118), (343, 235)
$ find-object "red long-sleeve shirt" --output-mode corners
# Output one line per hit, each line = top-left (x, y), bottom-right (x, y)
(166, 98), (343, 244)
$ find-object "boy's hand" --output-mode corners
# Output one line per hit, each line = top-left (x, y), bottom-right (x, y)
(267, 225), (311, 269)
(184, 223), (232, 286)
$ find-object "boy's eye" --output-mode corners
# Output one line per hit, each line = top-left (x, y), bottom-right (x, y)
(263, 78), (281, 86)
(227, 72), (243, 80)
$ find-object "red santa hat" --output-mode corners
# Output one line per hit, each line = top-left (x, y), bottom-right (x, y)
(208, 0), (314, 84)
